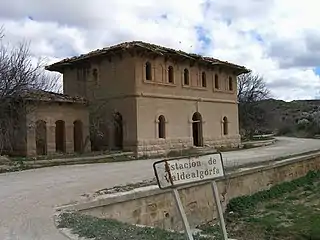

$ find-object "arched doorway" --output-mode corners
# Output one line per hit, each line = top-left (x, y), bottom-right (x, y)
(113, 112), (123, 149)
(192, 112), (203, 147)
(35, 120), (47, 155)
(73, 120), (83, 153)
(55, 120), (66, 153)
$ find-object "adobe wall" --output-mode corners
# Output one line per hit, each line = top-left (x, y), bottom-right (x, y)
(26, 102), (91, 156)
(62, 53), (136, 100)
(133, 54), (240, 156)
(61, 53), (138, 152)
(60, 52), (241, 155)
(59, 152), (320, 231)
(133, 55), (238, 102)
(87, 97), (138, 152)
(135, 96), (240, 156)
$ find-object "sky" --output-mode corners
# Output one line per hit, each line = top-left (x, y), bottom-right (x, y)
(1, 0), (320, 101)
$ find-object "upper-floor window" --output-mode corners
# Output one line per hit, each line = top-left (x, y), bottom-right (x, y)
(168, 66), (174, 83)
(92, 68), (98, 84)
(201, 71), (206, 87)
(77, 68), (90, 81)
(183, 68), (189, 85)
(214, 74), (219, 89)
(228, 76), (233, 91)
(145, 61), (152, 80)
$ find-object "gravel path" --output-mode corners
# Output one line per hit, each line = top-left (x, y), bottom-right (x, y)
(1, 137), (320, 240)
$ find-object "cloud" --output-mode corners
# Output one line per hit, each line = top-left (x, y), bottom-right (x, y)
(0, 0), (320, 101)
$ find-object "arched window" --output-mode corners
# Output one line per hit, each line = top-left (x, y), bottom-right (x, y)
(158, 115), (166, 139)
(228, 76), (233, 91)
(145, 61), (152, 80)
(201, 71), (206, 87)
(223, 116), (228, 135)
(184, 68), (189, 85)
(192, 112), (203, 146)
(214, 74), (219, 89)
(168, 66), (174, 83)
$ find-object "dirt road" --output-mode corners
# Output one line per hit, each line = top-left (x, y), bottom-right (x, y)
(1, 137), (319, 240)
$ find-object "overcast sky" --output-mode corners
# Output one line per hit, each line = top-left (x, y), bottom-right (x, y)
(1, 0), (320, 101)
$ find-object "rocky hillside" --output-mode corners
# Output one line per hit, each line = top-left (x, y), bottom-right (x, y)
(247, 99), (320, 137)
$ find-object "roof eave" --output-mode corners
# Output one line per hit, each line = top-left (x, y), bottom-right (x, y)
(236, 68), (251, 75)
(210, 62), (250, 75)
(45, 45), (127, 72)
(45, 64), (72, 73)
(26, 98), (87, 104)
(45, 42), (251, 75)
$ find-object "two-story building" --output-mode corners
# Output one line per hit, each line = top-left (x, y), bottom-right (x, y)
(46, 41), (249, 156)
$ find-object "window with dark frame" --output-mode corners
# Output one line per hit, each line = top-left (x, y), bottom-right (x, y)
(145, 61), (152, 80)
(158, 115), (166, 139)
(228, 76), (233, 91)
(183, 68), (189, 85)
(168, 66), (174, 83)
(214, 74), (219, 89)
(201, 71), (206, 87)
(223, 116), (228, 135)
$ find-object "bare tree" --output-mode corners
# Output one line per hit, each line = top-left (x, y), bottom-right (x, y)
(237, 72), (270, 103)
(0, 27), (60, 154)
(237, 72), (271, 139)
(88, 100), (120, 152)
(0, 26), (4, 40)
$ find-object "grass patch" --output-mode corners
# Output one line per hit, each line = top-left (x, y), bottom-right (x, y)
(58, 212), (208, 240)
(57, 171), (320, 240)
(198, 170), (320, 240)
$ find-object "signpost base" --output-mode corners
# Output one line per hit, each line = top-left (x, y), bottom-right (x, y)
(172, 188), (194, 240)
(211, 181), (228, 240)
(153, 153), (229, 240)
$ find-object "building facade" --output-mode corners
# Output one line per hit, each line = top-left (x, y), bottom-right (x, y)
(10, 91), (90, 156)
(46, 41), (249, 156)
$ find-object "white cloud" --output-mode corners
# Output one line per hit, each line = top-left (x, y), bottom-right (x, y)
(1, 0), (320, 100)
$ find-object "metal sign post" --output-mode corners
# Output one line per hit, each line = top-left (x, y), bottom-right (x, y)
(153, 152), (229, 240)
(172, 188), (194, 240)
(211, 181), (228, 240)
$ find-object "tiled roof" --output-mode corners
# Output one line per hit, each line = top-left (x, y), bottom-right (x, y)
(20, 89), (87, 104)
(45, 41), (250, 74)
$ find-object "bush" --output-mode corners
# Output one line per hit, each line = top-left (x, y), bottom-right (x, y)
(277, 125), (292, 136)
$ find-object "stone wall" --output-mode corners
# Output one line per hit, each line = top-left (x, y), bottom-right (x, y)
(136, 135), (241, 157)
(58, 152), (320, 231)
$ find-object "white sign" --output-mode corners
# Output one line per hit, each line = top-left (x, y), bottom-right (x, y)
(153, 152), (225, 189)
